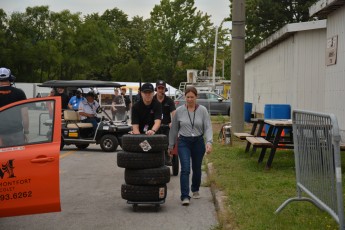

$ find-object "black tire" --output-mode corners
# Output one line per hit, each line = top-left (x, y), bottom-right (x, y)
(172, 155), (179, 176)
(121, 134), (167, 153)
(60, 137), (64, 150)
(100, 134), (118, 152)
(121, 184), (167, 202)
(125, 166), (170, 185)
(117, 151), (164, 169)
(75, 144), (89, 150)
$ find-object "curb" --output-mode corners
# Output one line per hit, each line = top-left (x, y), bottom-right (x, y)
(206, 161), (234, 230)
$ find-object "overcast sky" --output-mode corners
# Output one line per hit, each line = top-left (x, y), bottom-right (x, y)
(1, 0), (230, 25)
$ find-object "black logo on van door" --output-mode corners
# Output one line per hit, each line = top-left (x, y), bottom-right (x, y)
(0, 159), (15, 179)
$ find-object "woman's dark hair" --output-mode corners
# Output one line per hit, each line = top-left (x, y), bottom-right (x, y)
(185, 86), (198, 96)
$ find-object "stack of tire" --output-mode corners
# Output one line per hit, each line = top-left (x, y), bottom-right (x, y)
(117, 134), (170, 205)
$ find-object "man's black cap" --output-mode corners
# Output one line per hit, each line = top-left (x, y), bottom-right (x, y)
(140, 83), (154, 92)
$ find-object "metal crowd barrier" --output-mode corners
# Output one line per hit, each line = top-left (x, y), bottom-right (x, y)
(275, 110), (344, 229)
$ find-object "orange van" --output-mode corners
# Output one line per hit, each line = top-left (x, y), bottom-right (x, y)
(0, 97), (61, 217)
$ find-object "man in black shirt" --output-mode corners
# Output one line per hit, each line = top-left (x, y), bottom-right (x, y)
(131, 83), (162, 135)
(154, 80), (176, 165)
(55, 87), (69, 110)
(0, 67), (29, 147)
(121, 88), (131, 119)
(154, 80), (176, 128)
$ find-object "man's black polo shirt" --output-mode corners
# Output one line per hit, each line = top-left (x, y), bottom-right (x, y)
(153, 94), (176, 125)
(131, 99), (162, 134)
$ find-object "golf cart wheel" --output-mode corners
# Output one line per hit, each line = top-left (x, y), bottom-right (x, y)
(117, 151), (164, 169)
(172, 155), (179, 176)
(100, 134), (118, 152)
(121, 184), (167, 202)
(75, 144), (89, 150)
(121, 134), (167, 153)
(60, 137), (65, 150)
(125, 166), (170, 185)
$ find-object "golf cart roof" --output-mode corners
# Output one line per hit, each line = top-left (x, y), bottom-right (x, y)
(38, 80), (125, 88)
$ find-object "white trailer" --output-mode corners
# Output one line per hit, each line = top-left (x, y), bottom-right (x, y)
(14, 82), (51, 98)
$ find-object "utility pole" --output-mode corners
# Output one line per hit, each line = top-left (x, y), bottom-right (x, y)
(230, 0), (245, 132)
(212, 26), (219, 88)
(221, 59), (224, 79)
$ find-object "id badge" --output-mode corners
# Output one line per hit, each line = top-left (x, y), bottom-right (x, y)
(143, 125), (149, 132)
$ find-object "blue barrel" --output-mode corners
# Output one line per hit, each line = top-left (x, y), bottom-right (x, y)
(264, 104), (273, 133)
(244, 102), (252, 122)
(264, 104), (272, 119)
(271, 104), (291, 119)
(271, 104), (291, 134)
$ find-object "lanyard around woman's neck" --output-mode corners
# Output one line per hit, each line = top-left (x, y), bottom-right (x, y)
(186, 105), (196, 131)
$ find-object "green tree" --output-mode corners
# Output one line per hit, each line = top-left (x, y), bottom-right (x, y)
(108, 16), (153, 82)
(111, 59), (143, 82)
(125, 16), (150, 64)
(147, 0), (204, 83)
(50, 10), (81, 80)
(74, 14), (116, 80)
(0, 3), (231, 84)
(100, 8), (129, 66)
(6, 8), (44, 82)
(0, 9), (8, 63)
(191, 17), (231, 80)
(5, 6), (82, 81)
(242, 0), (318, 51)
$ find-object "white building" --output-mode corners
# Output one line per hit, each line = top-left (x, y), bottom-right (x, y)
(310, 0), (345, 129)
(245, 1), (345, 130)
(245, 20), (327, 117)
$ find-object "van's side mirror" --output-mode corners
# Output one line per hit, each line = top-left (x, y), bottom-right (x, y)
(217, 97), (223, 102)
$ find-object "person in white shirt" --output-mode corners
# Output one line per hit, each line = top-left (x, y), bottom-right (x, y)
(78, 91), (100, 131)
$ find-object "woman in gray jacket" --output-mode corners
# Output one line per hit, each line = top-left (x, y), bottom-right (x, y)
(168, 86), (213, 206)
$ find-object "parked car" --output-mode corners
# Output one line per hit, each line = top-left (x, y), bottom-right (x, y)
(174, 91), (231, 116)
(0, 96), (62, 217)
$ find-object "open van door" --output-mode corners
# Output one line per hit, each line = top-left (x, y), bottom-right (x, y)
(0, 97), (61, 217)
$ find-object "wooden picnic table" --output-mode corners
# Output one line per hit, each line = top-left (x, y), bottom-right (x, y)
(258, 119), (294, 169)
(245, 118), (265, 153)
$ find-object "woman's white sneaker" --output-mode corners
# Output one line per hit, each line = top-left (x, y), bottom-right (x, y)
(181, 198), (190, 206)
(192, 192), (200, 199)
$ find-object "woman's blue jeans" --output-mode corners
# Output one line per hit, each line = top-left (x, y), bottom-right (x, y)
(178, 135), (205, 200)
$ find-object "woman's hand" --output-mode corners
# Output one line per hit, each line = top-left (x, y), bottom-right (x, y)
(168, 148), (174, 157)
(130, 130), (140, 134)
(145, 130), (155, 135)
(206, 143), (212, 154)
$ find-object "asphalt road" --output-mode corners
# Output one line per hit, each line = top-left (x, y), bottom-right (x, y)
(0, 145), (218, 230)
